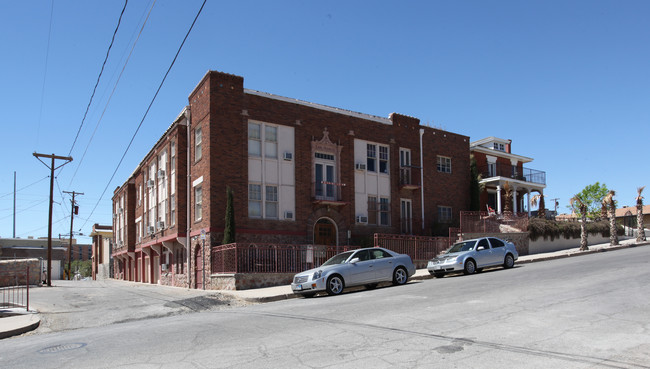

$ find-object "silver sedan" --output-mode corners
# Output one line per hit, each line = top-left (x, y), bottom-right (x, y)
(427, 237), (518, 278)
(291, 247), (416, 297)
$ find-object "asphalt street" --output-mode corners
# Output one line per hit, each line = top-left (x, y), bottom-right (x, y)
(1, 245), (649, 368)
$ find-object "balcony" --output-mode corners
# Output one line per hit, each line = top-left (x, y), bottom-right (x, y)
(312, 181), (347, 206)
(478, 163), (546, 185)
(399, 166), (421, 190)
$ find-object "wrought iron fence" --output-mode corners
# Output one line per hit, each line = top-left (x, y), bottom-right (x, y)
(1, 267), (30, 310)
(211, 243), (360, 274)
(460, 211), (529, 234)
(374, 233), (450, 268)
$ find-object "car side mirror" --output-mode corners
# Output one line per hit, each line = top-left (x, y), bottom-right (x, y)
(349, 257), (360, 264)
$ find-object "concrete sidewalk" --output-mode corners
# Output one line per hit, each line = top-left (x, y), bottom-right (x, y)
(2, 238), (647, 339)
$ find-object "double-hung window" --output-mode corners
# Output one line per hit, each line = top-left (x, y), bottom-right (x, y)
(195, 127), (202, 161)
(367, 143), (389, 173)
(265, 185), (278, 218)
(438, 206), (452, 223)
(248, 184), (262, 218)
(437, 156), (452, 173)
(194, 185), (203, 221)
(248, 122), (278, 158)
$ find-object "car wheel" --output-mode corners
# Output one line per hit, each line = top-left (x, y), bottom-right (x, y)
(392, 267), (408, 285)
(365, 283), (378, 290)
(433, 271), (445, 278)
(463, 259), (476, 275)
(504, 254), (515, 269)
(326, 275), (344, 296)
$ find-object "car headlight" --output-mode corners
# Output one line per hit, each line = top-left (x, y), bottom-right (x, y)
(312, 270), (322, 280)
(446, 257), (457, 263)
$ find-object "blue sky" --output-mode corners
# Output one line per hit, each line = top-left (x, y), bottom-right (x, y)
(1, 0), (648, 243)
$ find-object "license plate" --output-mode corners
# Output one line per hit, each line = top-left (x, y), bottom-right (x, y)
(295, 285), (302, 291)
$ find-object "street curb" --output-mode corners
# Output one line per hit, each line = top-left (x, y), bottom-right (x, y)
(242, 240), (650, 303)
(516, 241), (650, 264)
(0, 313), (40, 340)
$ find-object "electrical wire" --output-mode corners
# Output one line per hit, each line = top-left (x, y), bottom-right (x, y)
(68, 0), (157, 185)
(0, 175), (49, 199)
(68, 0), (129, 157)
(79, 0), (207, 230)
(36, 0), (54, 149)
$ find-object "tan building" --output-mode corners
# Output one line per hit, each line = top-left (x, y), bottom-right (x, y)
(91, 224), (113, 280)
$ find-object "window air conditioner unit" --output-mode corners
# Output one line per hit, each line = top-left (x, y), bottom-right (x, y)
(117, 240), (123, 247)
(118, 208), (123, 213)
(283, 152), (293, 161)
(356, 216), (368, 224)
(113, 213), (117, 219)
(157, 221), (165, 229)
(161, 264), (168, 271)
(157, 169), (166, 178)
(355, 163), (367, 171)
(284, 211), (294, 220)
(148, 226), (155, 234)
(147, 180), (155, 188)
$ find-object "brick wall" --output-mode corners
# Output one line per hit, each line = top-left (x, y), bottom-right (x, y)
(0, 259), (40, 287)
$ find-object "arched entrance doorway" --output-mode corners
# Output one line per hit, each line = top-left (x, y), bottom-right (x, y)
(314, 218), (337, 245)
(194, 244), (203, 289)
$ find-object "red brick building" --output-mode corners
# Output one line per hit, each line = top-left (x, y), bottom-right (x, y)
(113, 71), (471, 289)
(470, 137), (546, 215)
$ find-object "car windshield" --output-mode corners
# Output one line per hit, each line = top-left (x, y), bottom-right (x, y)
(322, 251), (354, 266)
(447, 240), (477, 253)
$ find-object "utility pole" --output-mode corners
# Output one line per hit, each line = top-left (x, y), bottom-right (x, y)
(33, 153), (72, 287)
(549, 198), (560, 215)
(13, 171), (16, 238)
(63, 191), (83, 280)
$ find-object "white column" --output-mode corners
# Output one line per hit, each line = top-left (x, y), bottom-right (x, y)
(527, 189), (531, 217)
(512, 185), (518, 214)
(496, 185), (502, 214)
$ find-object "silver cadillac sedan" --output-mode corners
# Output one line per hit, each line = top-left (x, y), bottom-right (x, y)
(427, 237), (518, 278)
(291, 247), (416, 297)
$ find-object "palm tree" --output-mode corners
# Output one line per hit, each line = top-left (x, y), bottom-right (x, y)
(602, 190), (618, 246)
(531, 192), (546, 218)
(503, 182), (513, 214)
(636, 186), (646, 242)
(571, 194), (589, 251)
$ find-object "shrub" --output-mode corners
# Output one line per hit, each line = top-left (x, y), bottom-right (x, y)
(529, 218), (623, 242)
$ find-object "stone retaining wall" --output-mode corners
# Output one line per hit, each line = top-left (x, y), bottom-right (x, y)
(0, 259), (40, 287)
(210, 273), (294, 290)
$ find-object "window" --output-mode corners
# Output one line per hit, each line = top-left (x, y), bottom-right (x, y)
(249, 122), (279, 158)
(265, 126), (277, 158)
(265, 185), (278, 218)
(170, 196), (176, 226)
(195, 127), (202, 161)
(248, 184), (262, 218)
(367, 144), (376, 172)
(438, 206), (452, 223)
(437, 156), (452, 173)
(170, 141), (176, 172)
(368, 196), (390, 226)
(379, 146), (389, 173)
(137, 184), (142, 207)
(366, 143), (388, 173)
(194, 185), (202, 221)
(248, 122), (261, 156)
(493, 143), (505, 151)
(379, 197), (390, 226)
(488, 162), (496, 177)
(400, 199), (412, 234)
(489, 238), (505, 248)
(176, 248), (184, 274)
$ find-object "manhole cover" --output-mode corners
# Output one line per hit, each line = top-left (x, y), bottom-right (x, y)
(39, 343), (87, 354)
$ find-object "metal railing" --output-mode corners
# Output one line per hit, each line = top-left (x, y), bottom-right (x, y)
(460, 211), (529, 233)
(374, 233), (451, 268)
(312, 181), (346, 202)
(477, 163), (546, 185)
(399, 166), (420, 188)
(1, 267), (30, 311)
(211, 243), (359, 274)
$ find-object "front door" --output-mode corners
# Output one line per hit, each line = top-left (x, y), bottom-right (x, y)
(195, 245), (203, 289)
(314, 219), (337, 245)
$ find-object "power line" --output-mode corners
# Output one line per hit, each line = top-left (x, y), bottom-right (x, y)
(36, 0), (55, 149)
(68, 0), (157, 185)
(68, 0), (129, 157)
(0, 175), (49, 199)
(80, 0), (207, 230)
